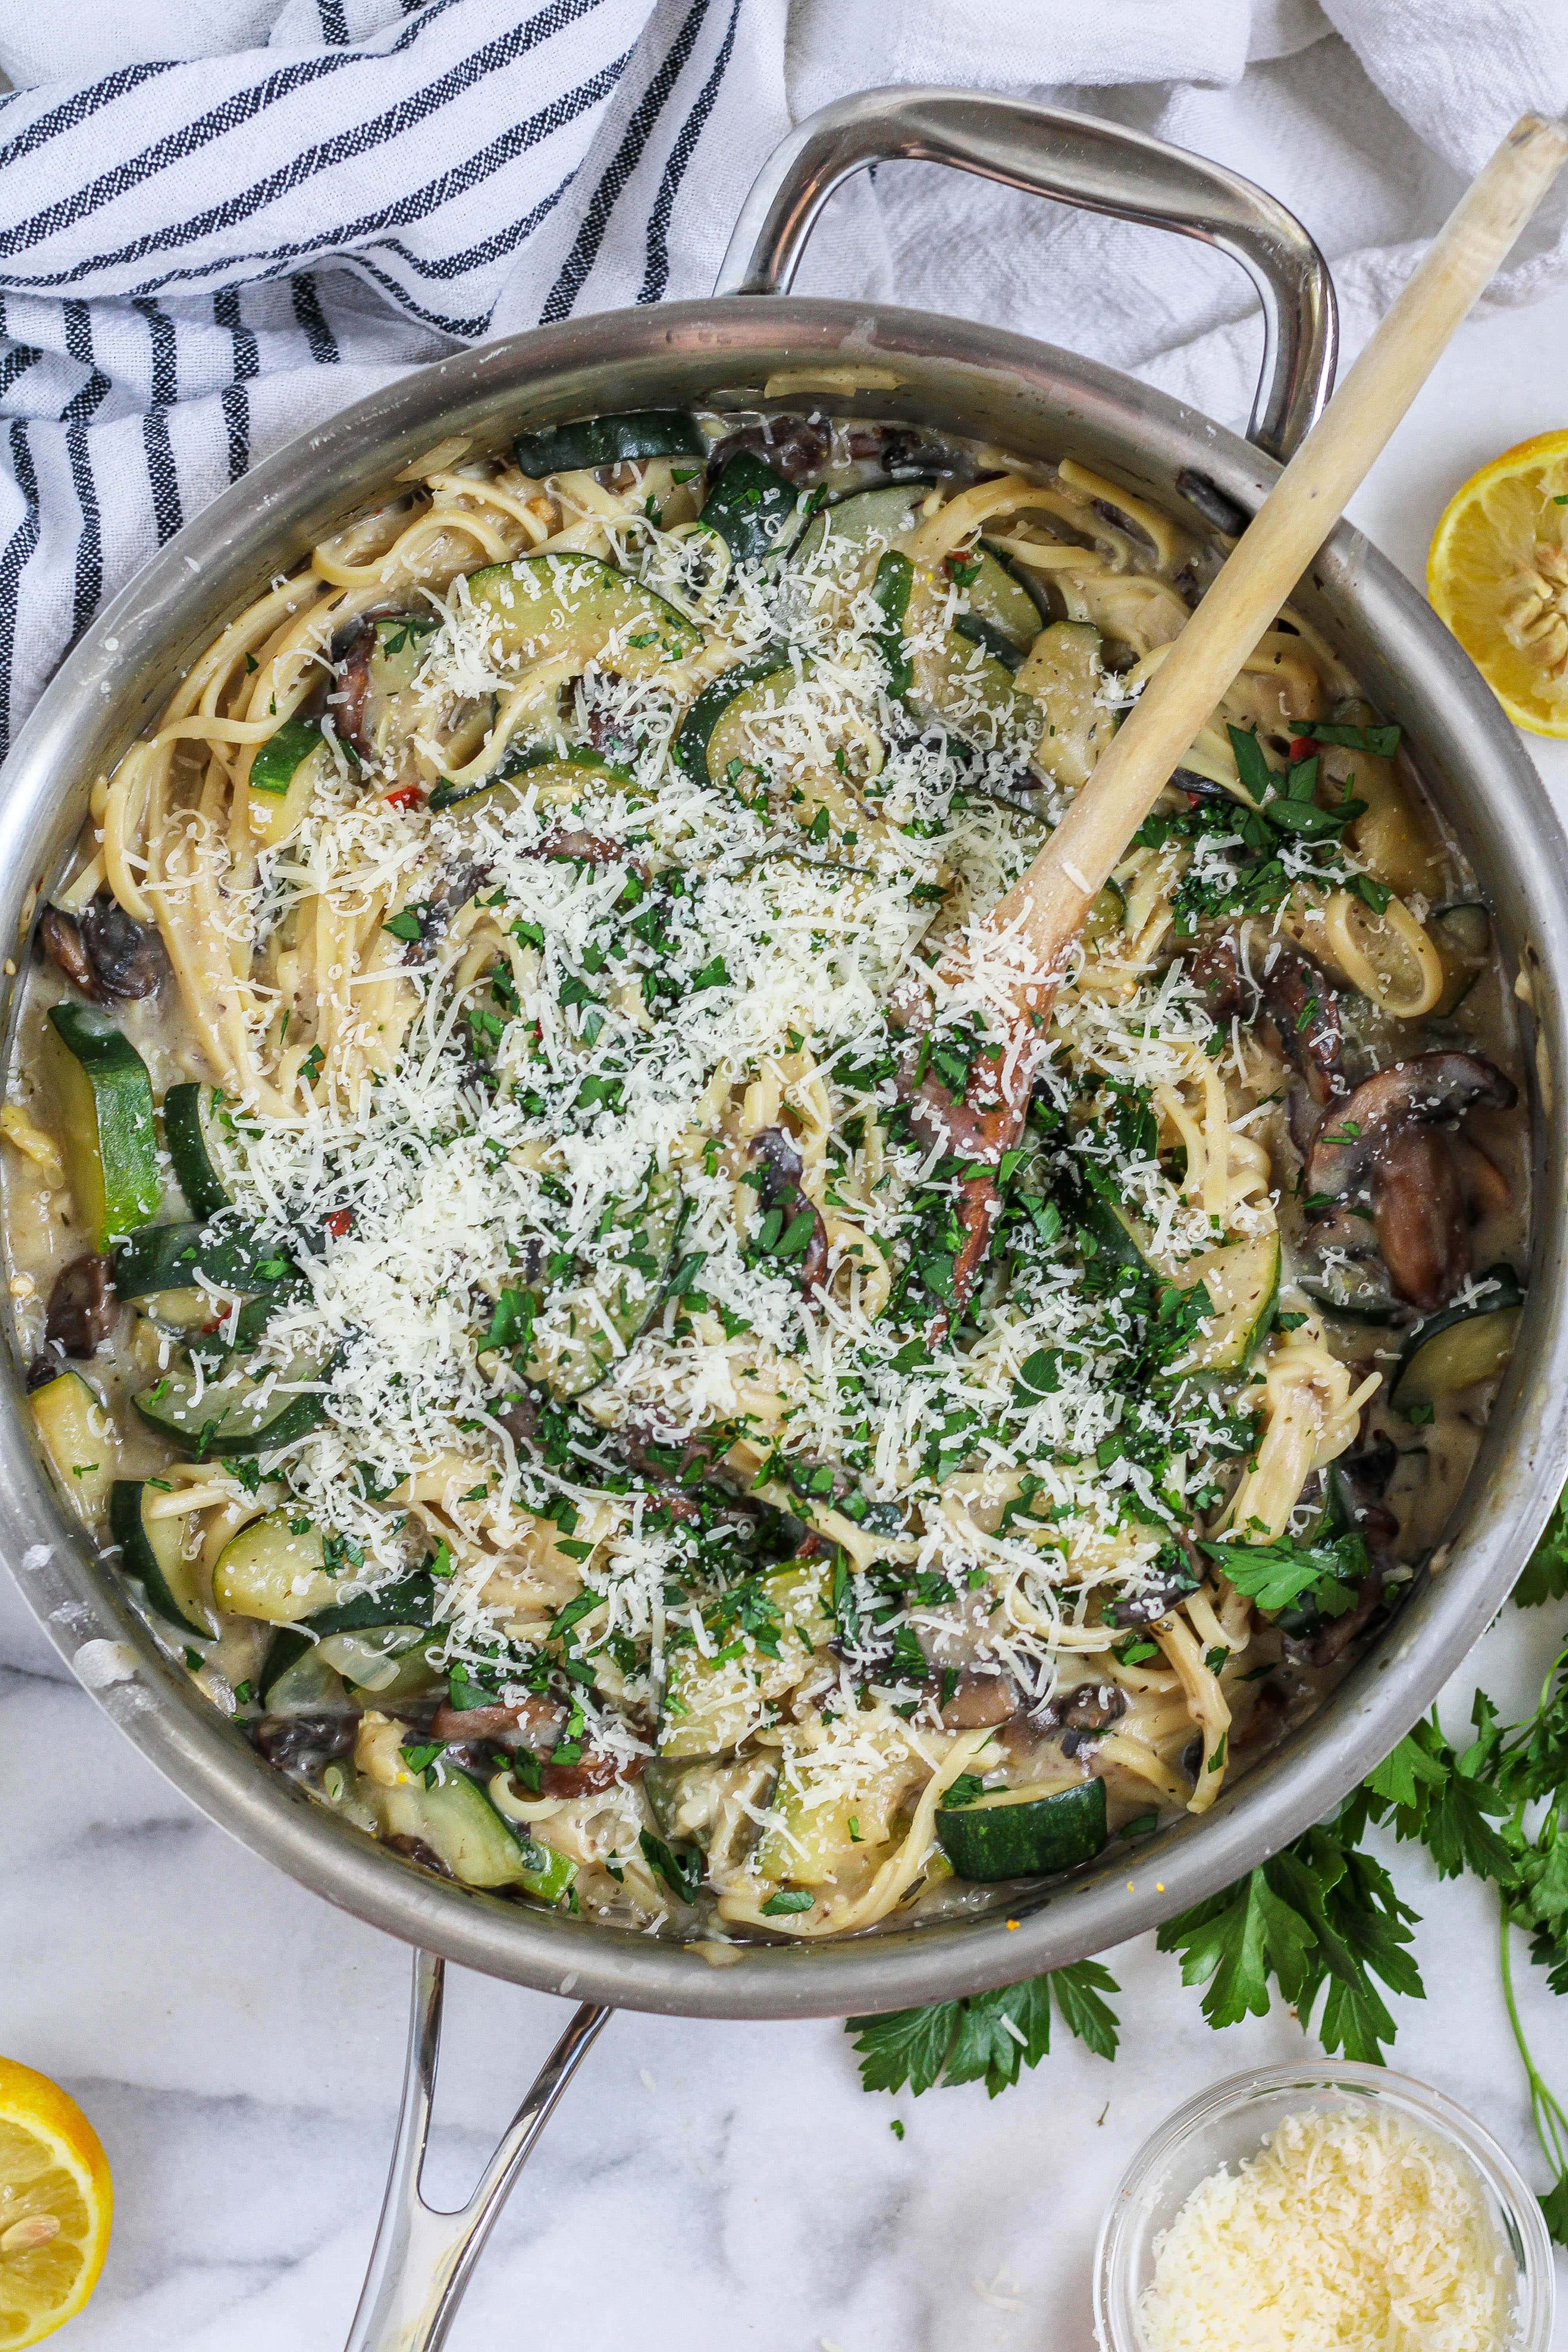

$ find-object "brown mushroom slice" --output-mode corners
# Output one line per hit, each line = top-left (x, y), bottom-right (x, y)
(77, 893), (167, 999)
(940, 1670), (1022, 1730)
(1192, 931), (1345, 1108)
(1305, 1052), (1516, 1315)
(38, 907), (102, 1002)
(45, 1252), (116, 1357)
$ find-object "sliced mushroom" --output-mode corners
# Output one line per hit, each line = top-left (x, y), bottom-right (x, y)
(382, 1833), (455, 1878)
(40, 894), (166, 1003)
(252, 1714), (355, 1773)
(939, 1670), (1021, 1730)
(749, 1125), (829, 1297)
(1304, 1053), (1516, 1313)
(538, 1748), (636, 1799)
(707, 415), (829, 485)
(78, 893), (168, 998)
(1192, 931), (1345, 1107)
(45, 1252), (116, 1357)
(430, 1694), (565, 1749)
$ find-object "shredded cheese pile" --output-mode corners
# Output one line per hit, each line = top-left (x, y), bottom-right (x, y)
(1136, 2104), (1514, 2352)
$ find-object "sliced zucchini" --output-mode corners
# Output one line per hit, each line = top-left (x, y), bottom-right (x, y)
(951, 544), (1042, 673)
(1168, 1233), (1282, 1377)
(936, 1777), (1107, 1881)
(429, 742), (635, 815)
(108, 1478), (215, 1636)
(465, 554), (701, 679)
(213, 1508), (339, 1622)
(163, 1083), (231, 1220)
(870, 552), (913, 699)
(1431, 900), (1491, 1017)
(671, 657), (797, 788)
(114, 1218), (296, 1302)
(376, 1767), (576, 1902)
(44, 1003), (162, 1249)
(133, 1345), (335, 1457)
(971, 541), (1045, 648)
(659, 1559), (830, 1760)
(523, 1168), (684, 1402)
(514, 410), (704, 477)
(1014, 621), (1110, 790)
(1298, 1274), (1407, 1326)
(697, 451), (802, 566)
(30, 1369), (118, 1519)
(248, 717), (337, 849)
(905, 579), (1042, 757)
(1077, 1170), (1153, 1275)
(302, 1570), (437, 1636)
(791, 480), (930, 574)
(1391, 1270), (1524, 1411)
(347, 614), (441, 770)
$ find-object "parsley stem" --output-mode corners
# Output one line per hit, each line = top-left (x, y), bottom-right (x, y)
(1497, 1892), (1568, 2195)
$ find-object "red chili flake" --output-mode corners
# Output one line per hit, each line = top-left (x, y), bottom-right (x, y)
(200, 1319), (223, 1336)
(385, 784), (424, 811)
(1288, 736), (1318, 764)
(325, 1209), (353, 1238)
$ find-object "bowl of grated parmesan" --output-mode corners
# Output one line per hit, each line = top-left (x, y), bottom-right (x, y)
(1093, 2062), (1553, 2352)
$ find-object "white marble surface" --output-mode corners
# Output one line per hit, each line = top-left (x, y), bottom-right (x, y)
(8, 284), (1568, 2352)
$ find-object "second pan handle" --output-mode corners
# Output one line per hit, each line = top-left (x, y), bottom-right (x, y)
(715, 86), (1338, 463)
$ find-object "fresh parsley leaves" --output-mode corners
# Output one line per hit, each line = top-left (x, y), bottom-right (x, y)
(846, 1960), (1119, 2098)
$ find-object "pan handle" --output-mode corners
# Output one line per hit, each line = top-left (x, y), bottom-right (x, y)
(714, 87), (1338, 463)
(344, 1951), (610, 2352)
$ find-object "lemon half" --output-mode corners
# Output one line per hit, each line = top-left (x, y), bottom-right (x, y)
(0, 2060), (111, 2348)
(1427, 428), (1568, 735)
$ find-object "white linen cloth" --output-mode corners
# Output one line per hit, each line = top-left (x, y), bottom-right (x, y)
(0, 0), (1563, 759)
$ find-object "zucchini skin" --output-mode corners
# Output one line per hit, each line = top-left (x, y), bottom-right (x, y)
(108, 1477), (213, 1636)
(671, 656), (795, 788)
(114, 1217), (299, 1301)
(163, 1083), (230, 1220)
(249, 716), (321, 797)
(514, 409), (704, 476)
(699, 451), (800, 564)
(45, 1002), (162, 1249)
(936, 1777), (1109, 1881)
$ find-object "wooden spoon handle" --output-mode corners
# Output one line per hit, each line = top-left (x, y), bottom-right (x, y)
(987, 110), (1568, 982)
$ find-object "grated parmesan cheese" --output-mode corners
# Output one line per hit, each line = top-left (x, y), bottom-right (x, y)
(1136, 2104), (1514, 2352)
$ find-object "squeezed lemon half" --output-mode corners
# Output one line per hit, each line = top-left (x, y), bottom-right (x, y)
(1428, 427), (1568, 734)
(0, 2060), (111, 2347)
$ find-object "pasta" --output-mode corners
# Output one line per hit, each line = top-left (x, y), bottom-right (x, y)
(5, 407), (1528, 1944)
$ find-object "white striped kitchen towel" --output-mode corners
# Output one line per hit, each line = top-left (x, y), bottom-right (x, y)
(0, 0), (1564, 764)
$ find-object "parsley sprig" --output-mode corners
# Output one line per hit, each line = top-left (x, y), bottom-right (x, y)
(847, 1958), (1119, 2098)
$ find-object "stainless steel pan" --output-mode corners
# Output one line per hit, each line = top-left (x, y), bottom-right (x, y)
(7, 90), (1567, 2352)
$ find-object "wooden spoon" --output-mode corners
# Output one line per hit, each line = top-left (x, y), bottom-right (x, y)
(919, 111), (1568, 1322)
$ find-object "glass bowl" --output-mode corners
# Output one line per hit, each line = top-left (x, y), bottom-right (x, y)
(1093, 2060), (1555, 2352)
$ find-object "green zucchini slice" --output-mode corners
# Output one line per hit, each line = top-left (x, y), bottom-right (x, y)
(971, 541), (1045, 648)
(134, 1346), (335, 1458)
(429, 742), (635, 815)
(212, 1507), (340, 1622)
(108, 1478), (216, 1637)
(790, 480), (930, 573)
(248, 717), (336, 849)
(30, 1370), (116, 1519)
(515, 410), (704, 477)
(302, 1570), (437, 1636)
(1298, 1275), (1407, 1327)
(1391, 1270), (1524, 1410)
(464, 554), (702, 679)
(936, 1777), (1108, 1881)
(163, 1083), (231, 1219)
(523, 1167), (685, 1402)
(671, 657), (801, 789)
(1168, 1233), (1282, 1378)
(697, 450), (803, 565)
(375, 1767), (576, 1902)
(44, 1003), (162, 1249)
(1015, 620), (1111, 791)
(114, 1218), (298, 1303)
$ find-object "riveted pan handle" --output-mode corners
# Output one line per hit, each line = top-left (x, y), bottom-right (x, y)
(715, 86), (1338, 463)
